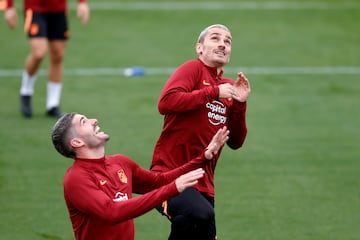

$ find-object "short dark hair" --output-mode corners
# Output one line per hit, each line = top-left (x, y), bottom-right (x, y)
(51, 112), (77, 158)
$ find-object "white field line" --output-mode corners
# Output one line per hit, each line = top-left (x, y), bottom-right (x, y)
(69, 2), (360, 10)
(1, 67), (360, 77)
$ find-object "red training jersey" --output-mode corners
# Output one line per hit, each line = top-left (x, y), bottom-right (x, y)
(5, 0), (86, 12)
(63, 153), (207, 240)
(151, 58), (248, 197)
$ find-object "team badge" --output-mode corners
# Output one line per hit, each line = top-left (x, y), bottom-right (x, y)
(118, 169), (128, 184)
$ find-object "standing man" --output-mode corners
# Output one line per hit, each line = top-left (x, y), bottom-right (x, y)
(3, 0), (90, 118)
(51, 112), (230, 240)
(150, 24), (251, 240)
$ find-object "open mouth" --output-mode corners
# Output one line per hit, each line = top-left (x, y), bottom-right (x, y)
(95, 126), (103, 134)
(215, 50), (225, 56)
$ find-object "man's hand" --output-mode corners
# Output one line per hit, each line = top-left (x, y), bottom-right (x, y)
(77, 2), (90, 25)
(218, 83), (234, 99)
(218, 72), (251, 102)
(175, 168), (204, 192)
(232, 72), (251, 102)
(4, 7), (18, 29)
(204, 126), (229, 160)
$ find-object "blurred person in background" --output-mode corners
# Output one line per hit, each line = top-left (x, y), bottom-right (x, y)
(150, 24), (251, 240)
(2, 0), (90, 118)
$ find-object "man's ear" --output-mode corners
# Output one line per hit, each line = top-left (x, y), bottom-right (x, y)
(70, 138), (84, 148)
(195, 42), (203, 55)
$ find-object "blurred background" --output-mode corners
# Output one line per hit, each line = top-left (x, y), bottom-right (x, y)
(0, 0), (359, 239)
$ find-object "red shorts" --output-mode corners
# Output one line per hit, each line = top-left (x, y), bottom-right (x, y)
(24, 10), (69, 40)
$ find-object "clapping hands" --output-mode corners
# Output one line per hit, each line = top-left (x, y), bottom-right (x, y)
(218, 72), (251, 102)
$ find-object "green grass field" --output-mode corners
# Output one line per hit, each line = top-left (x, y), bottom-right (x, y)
(1, 0), (360, 239)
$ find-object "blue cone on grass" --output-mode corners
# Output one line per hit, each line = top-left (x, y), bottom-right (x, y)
(123, 67), (145, 77)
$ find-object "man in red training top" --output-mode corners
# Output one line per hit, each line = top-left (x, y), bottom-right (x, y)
(3, 0), (89, 118)
(150, 24), (251, 240)
(51, 112), (230, 240)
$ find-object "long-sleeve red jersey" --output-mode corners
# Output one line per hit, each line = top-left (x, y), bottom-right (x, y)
(151, 58), (248, 197)
(5, 0), (86, 12)
(64, 153), (207, 240)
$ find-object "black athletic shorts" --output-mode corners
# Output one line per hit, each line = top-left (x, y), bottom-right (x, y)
(24, 10), (69, 40)
(157, 187), (215, 220)
(156, 187), (217, 239)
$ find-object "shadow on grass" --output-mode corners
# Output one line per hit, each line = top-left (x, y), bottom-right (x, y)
(36, 232), (63, 240)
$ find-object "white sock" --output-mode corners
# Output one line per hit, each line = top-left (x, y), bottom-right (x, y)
(20, 71), (37, 96)
(46, 82), (62, 110)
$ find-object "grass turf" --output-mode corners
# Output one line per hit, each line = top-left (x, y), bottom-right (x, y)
(0, 1), (360, 239)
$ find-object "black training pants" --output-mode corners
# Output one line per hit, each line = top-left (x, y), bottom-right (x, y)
(157, 187), (216, 240)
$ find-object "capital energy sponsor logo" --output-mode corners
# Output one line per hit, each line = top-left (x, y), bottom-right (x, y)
(206, 100), (227, 125)
(113, 192), (129, 202)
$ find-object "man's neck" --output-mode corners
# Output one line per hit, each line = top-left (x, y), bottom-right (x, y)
(76, 148), (105, 159)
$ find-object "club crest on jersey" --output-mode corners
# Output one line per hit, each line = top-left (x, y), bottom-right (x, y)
(118, 169), (128, 184)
